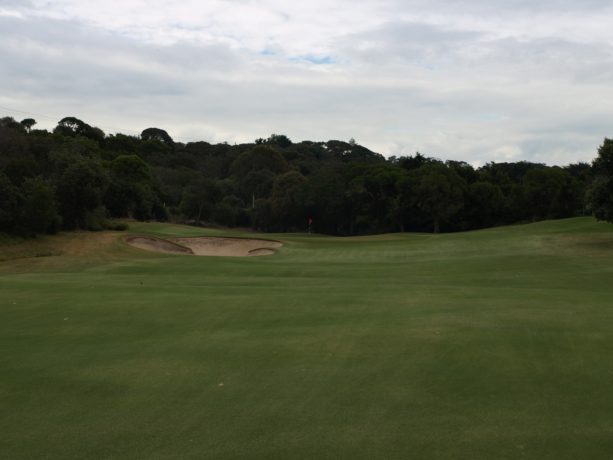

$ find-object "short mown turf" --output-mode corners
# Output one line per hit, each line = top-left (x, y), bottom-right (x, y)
(2, 218), (613, 459)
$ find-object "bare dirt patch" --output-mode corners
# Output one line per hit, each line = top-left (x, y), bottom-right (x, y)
(125, 235), (282, 257)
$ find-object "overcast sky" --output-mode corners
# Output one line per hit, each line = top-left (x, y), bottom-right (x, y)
(1, 0), (612, 165)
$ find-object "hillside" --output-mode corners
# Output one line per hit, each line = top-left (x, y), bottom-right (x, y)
(0, 116), (597, 237)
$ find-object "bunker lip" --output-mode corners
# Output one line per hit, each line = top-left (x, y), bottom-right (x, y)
(124, 235), (282, 257)
(125, 236), (193, 255)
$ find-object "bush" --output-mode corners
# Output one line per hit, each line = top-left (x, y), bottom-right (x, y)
(83, 207), (108, 231)
(106, 222), (129, 231)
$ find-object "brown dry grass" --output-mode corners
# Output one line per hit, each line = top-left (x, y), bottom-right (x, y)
(0, 231), (129, 273)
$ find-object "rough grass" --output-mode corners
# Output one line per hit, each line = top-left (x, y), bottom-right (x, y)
(2, 217), (613, 459)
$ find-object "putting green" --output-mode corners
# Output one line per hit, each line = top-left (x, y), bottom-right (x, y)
(1, 217), (613, 459)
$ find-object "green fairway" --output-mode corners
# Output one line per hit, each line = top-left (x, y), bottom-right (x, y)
(2, 218), (613, 459)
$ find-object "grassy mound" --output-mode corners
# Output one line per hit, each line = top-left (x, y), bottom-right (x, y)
(2, 218), (613, 459)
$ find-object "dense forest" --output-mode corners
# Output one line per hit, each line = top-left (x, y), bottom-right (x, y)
(1, 115), (612, 237)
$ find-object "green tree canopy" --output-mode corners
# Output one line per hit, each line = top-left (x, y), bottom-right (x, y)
(523, 167), (570, 220)
(19, 177), (61, 235)
(0, 172), (21, 231)
(20, 118), (36, 132)
(587, 138), (613, 222)
(411, 163), (467, 233)
(265, 134), (293, 148)
(141, 127), (174, 146)
(180, 175), (220, 223)
(230, 145), (289, 178)
(56, 159), (108, 229)
(105, 155), (155, 219)
(54, 117), (105, 142)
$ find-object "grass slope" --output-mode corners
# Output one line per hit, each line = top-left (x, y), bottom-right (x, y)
(2, 218), (613, 459)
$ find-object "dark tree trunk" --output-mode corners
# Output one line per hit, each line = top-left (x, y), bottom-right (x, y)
(197, 202), (204, 223)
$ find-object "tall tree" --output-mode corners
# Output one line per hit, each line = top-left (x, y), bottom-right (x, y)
(523, 167), (570, 220)
(587, 138), (613, 222)
(19, 177), (61, 235)
(265, 134), (292, 148)
(180, 175), (219, 223)
(268, 170), (307, 231)
(141, 127), (174, 146)
(20, 118), (36, 133)
(230, 145), (289, 177)
(54, 117), (104, 142)
(0, 172), (21, 232)
(411, 163), (466, 233)
(55, 159), (108, 229)
(105, 155), (154, 218)
(465, 181), (504, 228)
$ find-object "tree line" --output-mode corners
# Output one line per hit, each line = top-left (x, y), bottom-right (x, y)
(1, 115), (611, 237)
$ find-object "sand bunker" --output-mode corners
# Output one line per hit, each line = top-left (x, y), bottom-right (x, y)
(126, 236), (194, 255)
(125, 235), (282, 257)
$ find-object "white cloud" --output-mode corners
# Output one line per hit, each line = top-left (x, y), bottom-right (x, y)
(1, 1), (612, 165)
